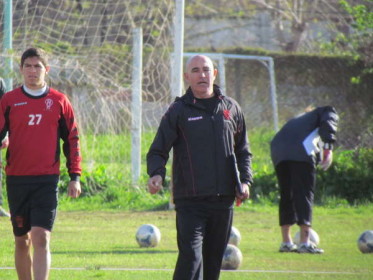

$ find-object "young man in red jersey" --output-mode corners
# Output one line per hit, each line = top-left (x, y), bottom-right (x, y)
(0, 48), (82, 280)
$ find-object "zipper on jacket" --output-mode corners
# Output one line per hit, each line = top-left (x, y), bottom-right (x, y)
(211, 114), (220, 195)
(212, 98), (223, 196)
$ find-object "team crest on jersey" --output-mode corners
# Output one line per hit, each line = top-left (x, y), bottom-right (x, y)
(45, 98), (53, 110)
(223, 109), (231, 120)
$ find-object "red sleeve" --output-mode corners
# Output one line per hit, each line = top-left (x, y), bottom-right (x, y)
(60, 95), (82, 177)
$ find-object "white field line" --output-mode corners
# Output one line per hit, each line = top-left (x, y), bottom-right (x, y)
(0, 267), (364, 274)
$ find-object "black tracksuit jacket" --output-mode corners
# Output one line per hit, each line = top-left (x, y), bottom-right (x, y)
(147, 85), (253, 200)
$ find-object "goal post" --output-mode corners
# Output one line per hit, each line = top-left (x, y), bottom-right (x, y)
(2, 0), (13, 92)
(170, 0), (185, 99)
(131, 27), (143, 185)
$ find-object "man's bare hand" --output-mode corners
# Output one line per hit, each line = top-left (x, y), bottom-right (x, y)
(67, 181), (81, 198)
(236, 183), (250, 206)
(320, 149), (333, 171)
(148, 175), (163, 194)
(0, 137), (9, 149)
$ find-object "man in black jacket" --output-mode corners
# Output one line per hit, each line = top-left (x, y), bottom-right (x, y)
(147, 55), (252, 280)
(271, 106), (339, 254)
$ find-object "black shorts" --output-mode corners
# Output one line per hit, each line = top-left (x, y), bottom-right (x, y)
(6, 175), (59, 236)
(275, 161), (315, 226)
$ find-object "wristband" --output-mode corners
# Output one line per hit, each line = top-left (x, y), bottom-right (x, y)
(69, 174), (81, 182)
(323, 143), (333, 150)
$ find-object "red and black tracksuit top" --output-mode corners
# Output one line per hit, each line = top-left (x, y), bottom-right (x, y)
(0, 86), (81, 180)
(147, 85), (253, 200)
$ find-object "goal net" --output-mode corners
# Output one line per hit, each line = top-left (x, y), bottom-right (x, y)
(1, 0), (176, 188)
(1, 1), (277, 190)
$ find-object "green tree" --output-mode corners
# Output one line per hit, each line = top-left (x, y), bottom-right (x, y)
(321, 0), (373, 83)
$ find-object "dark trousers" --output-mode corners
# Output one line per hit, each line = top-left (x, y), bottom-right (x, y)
(275, 161), (316, 226)
(173, 200), (233, 280)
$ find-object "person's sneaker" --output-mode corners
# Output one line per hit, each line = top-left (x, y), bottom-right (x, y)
(279, 243), (298, 252)
(297, 243), (324, 254)
(0, 207), (10, 217)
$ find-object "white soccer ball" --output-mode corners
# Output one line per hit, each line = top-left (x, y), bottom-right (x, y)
(221, 244), (243, 270)
(293, 228), (320, 246)
(357, 230), (373, 253)
(229, 226), (241, 246)
(135, 224), (161, 248)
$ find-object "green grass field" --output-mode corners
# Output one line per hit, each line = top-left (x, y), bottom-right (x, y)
(1, 205), (372, 280)
(0, 131), (371, 279)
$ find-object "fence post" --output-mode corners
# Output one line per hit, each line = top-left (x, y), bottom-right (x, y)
(3, 0), (13, 91)
(131, 27), (143, 185)
(268, 58), (278, 131)
(218, 54), (226, 94)
(171, 0), (185, 98)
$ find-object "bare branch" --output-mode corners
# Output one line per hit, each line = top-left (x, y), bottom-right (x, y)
(251, 0), (292, 21)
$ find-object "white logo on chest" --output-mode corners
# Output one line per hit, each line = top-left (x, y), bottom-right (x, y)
(45, 99), (53, 110)
(14, 102), (27, 107)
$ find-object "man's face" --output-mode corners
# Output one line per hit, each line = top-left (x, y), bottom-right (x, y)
(20, 56), (50, 90)
(184, 55), (217, 98)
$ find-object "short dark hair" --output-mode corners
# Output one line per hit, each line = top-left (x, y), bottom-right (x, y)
(21, 48), (49, 68)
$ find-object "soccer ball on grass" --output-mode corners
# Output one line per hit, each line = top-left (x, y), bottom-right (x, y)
(357, 230), (373, 253)
(135, 224), (161, 248)
(228, 226), (241, 246)
(221, 244), (242, 270)
(293, 228), (320, 246)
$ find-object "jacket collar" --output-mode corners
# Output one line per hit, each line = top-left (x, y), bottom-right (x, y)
(178, 84), (224, 106)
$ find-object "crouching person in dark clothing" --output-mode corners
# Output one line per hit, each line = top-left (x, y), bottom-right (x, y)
(271, 106), (339, 254)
